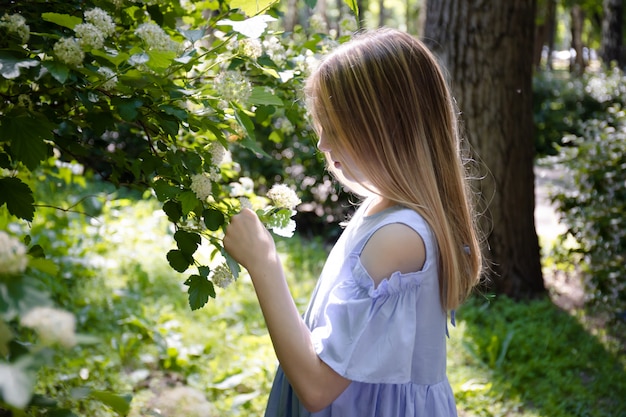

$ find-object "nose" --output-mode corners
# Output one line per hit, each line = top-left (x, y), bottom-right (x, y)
(317, 133), (331, 152)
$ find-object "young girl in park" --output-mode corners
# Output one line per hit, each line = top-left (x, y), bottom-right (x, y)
(223, 28), (483, 417)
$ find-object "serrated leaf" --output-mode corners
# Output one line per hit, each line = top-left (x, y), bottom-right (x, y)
(112, 98), (143, 122)
(184, 275), (215, 310)
(41, 12), (82, 29)
(153, 179), (180, 201)
(166, 249), (192, 273)
(174, 230), (201, 255)
(179, 29), (205, 42)
(224, 252), (240, 280)
(248, 86), (283, 106)
(90, 390), (132, 416)
(0, 52), (39, 79)
(0, 111), (52, 171)
(0, 177), (35, 221)
(146, 50), (177, 72)
(178, 190), (199, 215)
(203, 208), (225, 231)
(90, 50), (129, 67)
(198, 265), (210, 278)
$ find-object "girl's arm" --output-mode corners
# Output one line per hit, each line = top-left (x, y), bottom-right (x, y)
(223, 208), (351, 412)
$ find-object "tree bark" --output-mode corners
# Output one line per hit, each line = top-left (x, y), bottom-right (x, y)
(570, 4), (586, 75)
(601, 0), (624, 67)
(423, 0), (545, 299)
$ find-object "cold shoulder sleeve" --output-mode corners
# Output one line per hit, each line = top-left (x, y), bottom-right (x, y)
(310, 256), (428, 383)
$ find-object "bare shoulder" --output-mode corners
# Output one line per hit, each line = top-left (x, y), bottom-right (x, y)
(360, 223), (426, 287)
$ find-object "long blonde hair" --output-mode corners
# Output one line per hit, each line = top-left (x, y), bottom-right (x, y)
(305, 28), (483, 310)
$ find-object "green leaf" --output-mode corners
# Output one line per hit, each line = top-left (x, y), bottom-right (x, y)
(225, 1), (278, 18)
(223, 251), (240, 280)
(0, 177), (35, 221)
(203, 208), (225, 231)
(0, 52), (39, 79)
(166, 249), (192, 273)
(91, 50), (130, 67)
(42, 61), (69, 84)
(248, 86), (283, 106)
(305, 0), (317, 8)
(41, 12), (82, 29)
(90, 390), (132, 416)
(146, 50), (177, 72)
(112, 98), (143, 122)
(174, 230), (201, 255)
(179, 29), (205, 42)
(343, 0), (359, 17)
(234, 109), (270, 158)
(0, 110), (53, 171)
(153, 179), (180, 201)
(27, 258), (59, 276)
(179, 190), (199, 215)
(184, 274), (215, 310)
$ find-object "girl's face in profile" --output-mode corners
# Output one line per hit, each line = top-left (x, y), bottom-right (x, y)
(317, 128), (370, 191)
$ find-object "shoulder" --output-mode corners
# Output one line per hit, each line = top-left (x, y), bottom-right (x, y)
(359, 222), (426, 287)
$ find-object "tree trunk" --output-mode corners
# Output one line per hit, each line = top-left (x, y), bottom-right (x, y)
(379, 0), (386, 27)
(284, 0), (299, 32)
(570, 4), (586, 75)
(424, 0), (545, 299)
(533, 0), (557, 69)
(601, 0), (624, 67)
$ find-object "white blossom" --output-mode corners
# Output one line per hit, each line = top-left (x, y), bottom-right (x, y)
(239, 177), (254, 194)
(213, 70), (252, 105)
(21, 307), (77, 348)
(309, 14), (328, 33)
(97, 66), (118, 90)
(0, 231), (27, 276)
(74, 23), (105, 50)
(209, 142), (226, 166)
(190, 173), (212, 201)
(53, 37), (84, 66)
(135, 22), (178, 52)
(239, 197), (252, 210)
(84, 8), (115, 37)
(212, 263), (234, 289)
(267, 184), (301, 209)
(263, 36), (286, 65)
(0, 13), (30, 43)
(239, 38), (262, 59)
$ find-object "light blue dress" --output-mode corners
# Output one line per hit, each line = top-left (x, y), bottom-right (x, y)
(265, 201), (458, 417)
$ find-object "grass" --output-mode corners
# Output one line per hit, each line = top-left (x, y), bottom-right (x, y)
(17, 191), (626, 417)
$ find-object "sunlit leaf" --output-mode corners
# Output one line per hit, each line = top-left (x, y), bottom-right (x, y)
(41, 12), (82, 29)
(226, 0), (278, 17)
(217, 14), (276, 38)
(0, 52), (39, 79)
(248, 86), (283, 106)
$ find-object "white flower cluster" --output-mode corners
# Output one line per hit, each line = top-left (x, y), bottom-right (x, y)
(84, 7), (116, 37)
(212, 263), (234, 289)
(74, 23), (105, 50)
(309, 14), (328, 34)
(53, 37), (85, 66)
(263, 36), (286, 65)
(239, 38), (263, 60)
(213, 70), (252, 106)
(229, 176), (254, 197)
(190, 173), (213, 201)
(135, 22), (178, 52)
(97, 66), (118, 90)
(0, 13), (30, 43)
(20, 306), (77, 348)
(53, 8), (115, 66)
(239, 197), (253, 210)
(209, 142), (226, 167)
(0, 231), (28, 276)
(267, 184), (301, 209)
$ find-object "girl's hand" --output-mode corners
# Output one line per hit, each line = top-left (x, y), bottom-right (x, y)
(223, 208), (277, 274)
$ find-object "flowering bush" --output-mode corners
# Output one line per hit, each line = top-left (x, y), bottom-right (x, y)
(0, 0), (360, 412)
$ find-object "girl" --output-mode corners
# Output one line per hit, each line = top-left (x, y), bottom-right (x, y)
(223, 28), (483, 417)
